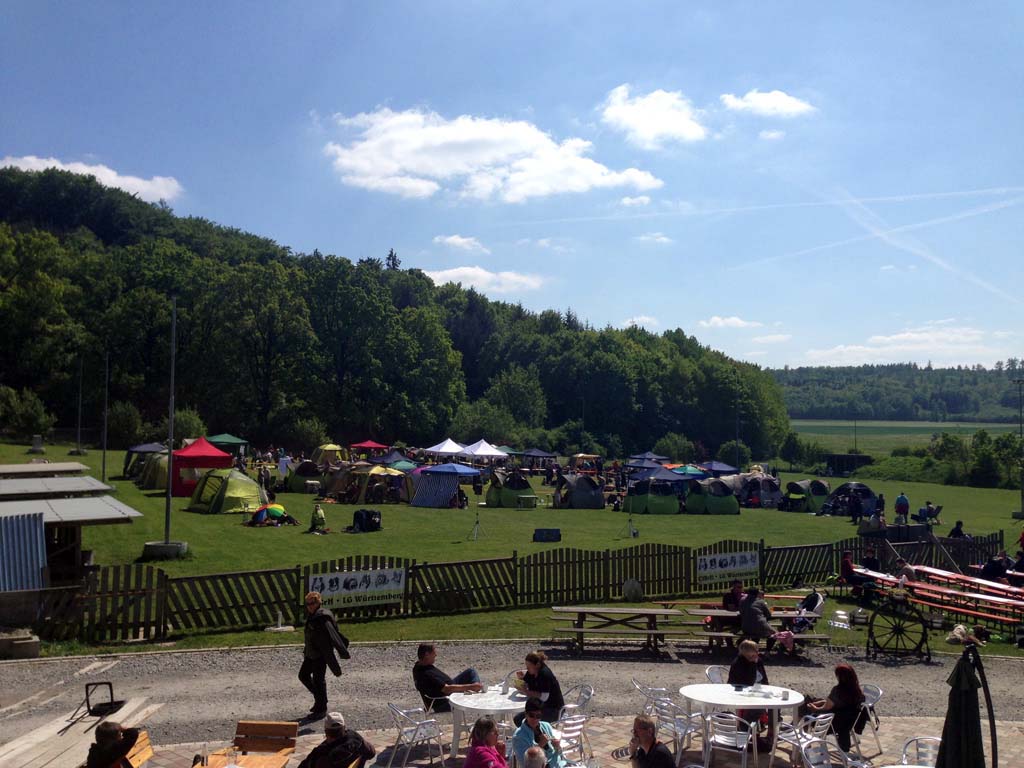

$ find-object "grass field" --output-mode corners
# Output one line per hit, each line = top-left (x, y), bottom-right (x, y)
(791, 419), (1018, 458)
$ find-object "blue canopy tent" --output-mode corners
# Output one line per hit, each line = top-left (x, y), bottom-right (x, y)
(628, 451), (668, 462)
(699, 460), (738, 477)
(411, 463), (481, 507)
(625, 458), (664, 471)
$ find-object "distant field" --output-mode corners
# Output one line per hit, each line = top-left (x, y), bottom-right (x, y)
(791, 419), (1018, 458)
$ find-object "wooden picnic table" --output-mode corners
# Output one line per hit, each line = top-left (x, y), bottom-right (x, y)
(915, 564), (1024, 599)
(686, 608), (805, 619)
(550, 605), (685, 653)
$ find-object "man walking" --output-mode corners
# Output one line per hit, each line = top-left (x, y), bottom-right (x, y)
(300, 591), (350, 719)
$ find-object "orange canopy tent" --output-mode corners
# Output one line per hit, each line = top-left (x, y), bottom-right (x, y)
(171, 436), (233, 497)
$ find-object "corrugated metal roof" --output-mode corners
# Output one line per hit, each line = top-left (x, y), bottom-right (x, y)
(0, 462), (89, 478)
(0, 511), (47, 592)
(0, 496), (143, 525)
(0, 476), (112, 499)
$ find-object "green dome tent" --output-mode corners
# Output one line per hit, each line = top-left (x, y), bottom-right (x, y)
(779, 479), (831, 513)
(553, 473), (604, 509)
(138, 451), (169, 490)
(187, 468), (267, 514)
(623, 468), (686, 515)
(684, 478), (740, 515)
(485, 468), (534, 508)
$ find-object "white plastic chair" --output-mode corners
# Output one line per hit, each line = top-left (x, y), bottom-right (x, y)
(652, 697), (703, 762)
(851, 683), (883, 756)
(552, 713), (591, 762)
(704, 712), (756, 768)
(385, 703), (444, 768)
(901, 736), (941, 767)
(705, 665), (729, 684)
(778, 713), (834, 762)
(631, 677), (670, 715)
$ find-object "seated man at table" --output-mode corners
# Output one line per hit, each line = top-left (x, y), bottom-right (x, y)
(1012, 550), (1024, 573)
(298, 712), (376, 768)
(894, 557), (916, 582)
(860, 547), (881, 573)
(412, 643), (483, 712)
(980, 552), (1010, 583)
(511, 698), (567, 768)
(627, 714), (674, 768)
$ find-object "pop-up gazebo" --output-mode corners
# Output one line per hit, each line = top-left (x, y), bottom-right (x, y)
(171, 437), (233, 497)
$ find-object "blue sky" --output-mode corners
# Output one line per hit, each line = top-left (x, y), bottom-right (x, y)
(3, 2), (1022, 368)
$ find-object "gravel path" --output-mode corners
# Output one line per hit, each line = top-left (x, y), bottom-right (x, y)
(1, 640), (1018, 747)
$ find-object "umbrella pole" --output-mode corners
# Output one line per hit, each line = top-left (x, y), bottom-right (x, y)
(965, 643), (997, 768)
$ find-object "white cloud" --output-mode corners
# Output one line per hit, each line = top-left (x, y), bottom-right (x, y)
(623, 315), (660, 328)
(621, 195), (651, 207)
(806, 324), (1005, 365)
(720, 89), (816, 117)
(636, 232), (673, 244)
(699, 315), (763, 328)
(423, 265), (545, 294)
(433, 234), (490, 254)
(323, 107), (661, 202)
(1, 155), (184, 202)
(759, 129), (786, 141)
(600, 84), (707, 149)
(517, 237), (570, 253)
(993, 330), (1014, 339)
(880, 264), (896, 271)
(752, 334), (792, 343)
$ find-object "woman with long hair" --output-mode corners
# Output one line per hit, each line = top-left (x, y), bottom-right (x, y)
(808, 664), (866, 752)
(464, 717), (508, 768)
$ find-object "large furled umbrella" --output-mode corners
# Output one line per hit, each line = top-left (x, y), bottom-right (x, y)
(935, 648), (988, 768)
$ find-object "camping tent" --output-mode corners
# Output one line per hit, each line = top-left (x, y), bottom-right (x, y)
(123, 442), (165, 478)
(187, 469), (267, 514)
(698, 461), (737, 477)
(424, 438), (465, 456)
(553, 473), (605, 509)
(311, 444), (347, 465)
(411, 463), (480, 507)
(369, 449), (412, 465)
(719, 472), (783, 508)
(628, 451), (668, 462)
(207, 433), (249, 456)
(285, 459), (325, 492)
(138, 451), (169, 490)
(779, 479), (831, 513)
(485, 469), (534, 507)
(349, 465), (407, 504)
(825, 481), (878, 516)
(684, 478), (740, 515)
(672, 465), (708, 479)
(171, 437), (233, 497)
(521, 448), (556, 459)
(623, 467), (685, 515)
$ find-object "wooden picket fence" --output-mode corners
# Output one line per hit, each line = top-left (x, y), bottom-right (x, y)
(22, 530), (1005, 642)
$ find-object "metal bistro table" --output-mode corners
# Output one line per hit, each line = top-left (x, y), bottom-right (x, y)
(679, 683), (803, 768)
(448, 686), (527, 759)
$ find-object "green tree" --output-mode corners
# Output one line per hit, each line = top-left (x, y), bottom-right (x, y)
(653, 432), (696, 463)
(160, 407), (207, 443)
(969, 448), (1001, 487)
(779, 431), (802, 470)
(449, 400), (517, 443)
(485, 364), (547, 428)
(107, 401), (144, 448)
(0, 385), (56, 438)
(930, 432), (970, 476)
(717, 439), (751, 469)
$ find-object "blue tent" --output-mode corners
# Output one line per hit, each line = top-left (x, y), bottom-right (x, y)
(422, 463), (481, 476)
(699, 461), (737, 476)
(522, 448), (557, 458)
(626, 459), (664, 470)
(629, 451), (668, 462)
(632, 466), (688, 483)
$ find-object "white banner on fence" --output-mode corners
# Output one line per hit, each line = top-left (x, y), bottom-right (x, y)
(309, 568), (405, 609)
(695, 550), (759, 584)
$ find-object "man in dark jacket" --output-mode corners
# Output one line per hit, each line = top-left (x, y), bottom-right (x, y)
(300, 591), (350, 719)
(298, 712), (375, 768)
(86, 721), (139, 768)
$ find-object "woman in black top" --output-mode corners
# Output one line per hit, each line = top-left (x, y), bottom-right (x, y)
(727, 640), (771, 742)
(517, 650), (564, 722)
(808, 663), (866, 752)
(86, 721), (139, 768)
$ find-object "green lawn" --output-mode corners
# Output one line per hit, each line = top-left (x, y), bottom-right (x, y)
(3, 441), (1019, 579)
(792, 419), (1017, 459)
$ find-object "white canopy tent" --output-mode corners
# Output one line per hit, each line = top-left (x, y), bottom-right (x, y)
(461, 439), (507, 458)
(424, 437), (465, 456)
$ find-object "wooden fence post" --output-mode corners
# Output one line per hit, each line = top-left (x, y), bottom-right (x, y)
(511, 551), (518, 608)
(294, 565), (304, 626)
(404, 560), (415, 616)
(603, 549), (611, 602)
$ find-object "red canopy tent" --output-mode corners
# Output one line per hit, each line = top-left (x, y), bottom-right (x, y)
(351, 440), (389, 450)
(171, 436), (233, 497)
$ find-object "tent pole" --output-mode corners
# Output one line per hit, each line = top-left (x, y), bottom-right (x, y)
(164, 296), (176, 544)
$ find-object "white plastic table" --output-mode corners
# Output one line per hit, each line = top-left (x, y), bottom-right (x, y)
(679, 683), (803, 768)
(448, 686), (528, 759)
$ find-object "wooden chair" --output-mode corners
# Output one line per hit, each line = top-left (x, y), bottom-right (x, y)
(126, 730), (155, 768)
(224, 721), (299, 756)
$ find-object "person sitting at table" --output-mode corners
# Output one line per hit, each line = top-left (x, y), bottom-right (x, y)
(948, 520), (967, 539)
(513, 651), (564, 724)
(980, 552), (1010, 583)
(739, 586), (776, 652)
(808, 663), (867, 753)
(727, 640), (773, 746)
(86, 721), (140, 768)
(1012, 550), (1024, 573)
(627, 714), (674, 768)
(860, 547), (881, 573)
(412, 643), (482, 713)
(893, 557), (916, 582)
(298, 712), (376, 768)
(511, 699), (566, 768)
(464, 717), (508, 768)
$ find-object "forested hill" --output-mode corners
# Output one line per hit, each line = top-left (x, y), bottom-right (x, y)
(772, 364), (1022, 422)
(0, 168), (788, 458)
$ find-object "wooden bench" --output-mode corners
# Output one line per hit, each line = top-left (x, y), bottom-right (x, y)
(221, 721), (298, 756)
(127, 730), (155, 768)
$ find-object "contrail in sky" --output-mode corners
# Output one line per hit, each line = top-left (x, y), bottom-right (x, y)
(503, 185), (1024, 227)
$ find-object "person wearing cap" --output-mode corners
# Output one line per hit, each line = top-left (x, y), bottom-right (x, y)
(298, 712), (375, 768)
(300, 591), (351, 719)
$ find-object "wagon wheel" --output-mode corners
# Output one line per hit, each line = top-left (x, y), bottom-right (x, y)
(867, 598), (930, 660)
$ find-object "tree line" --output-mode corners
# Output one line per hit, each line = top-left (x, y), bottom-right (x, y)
(773, 363), (1023, 422)
(0, 168), (789, 459)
